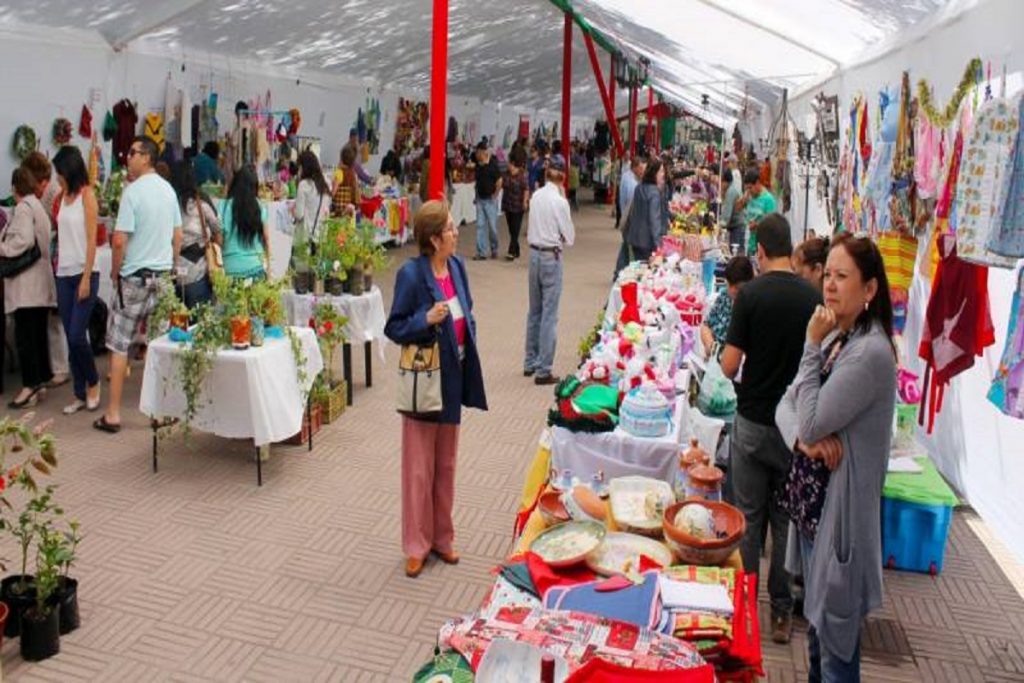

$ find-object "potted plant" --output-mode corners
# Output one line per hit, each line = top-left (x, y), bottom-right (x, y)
(317, 217), (355, 296)
(290, 235), (313, 294)
(213, 272), (252, 349)
(0, 416), (59, 636)
(247, 279), (286, 339)
(3, 483), (61, 638)
(21, 527), (62, 661)
(361, 237), (390, 292)
(148, 276), (189, 338)
(51, 520), (81, 635)
(309, 303), (349, 423)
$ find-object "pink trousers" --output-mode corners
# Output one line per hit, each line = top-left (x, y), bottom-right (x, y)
(401, 416), (460, 560)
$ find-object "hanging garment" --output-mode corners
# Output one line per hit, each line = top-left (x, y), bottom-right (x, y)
(955, 94), (1020, 269)
(988, 268), (1024, 418)
(180, 89), (192, 148)
(144, 112), (166, 154)
(921, 118), (967, 281)
(888, 73), (917, 236)
(189, 104), (200, 154)
(988, 95), (1024, 258)
(112, 99), (138, 166)
(78, 105), (92, 138)
(164, 76), (178, 127)
(918, 233), (996, 433)
(879, 230), (918, 333)
(915, 110), (943, 200)
(863, 87), (899, 235)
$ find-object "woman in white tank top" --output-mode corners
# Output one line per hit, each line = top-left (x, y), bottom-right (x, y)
(52, 146), (101, 415)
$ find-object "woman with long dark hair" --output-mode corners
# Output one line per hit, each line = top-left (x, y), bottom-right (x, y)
(52, 146), (102, 414)
(623, 158), (668, 263)
(220, 165), (269, 279)
(292, 150), (330, 242)
(775, 233), (896, 681)
(170, 160), (221, 307)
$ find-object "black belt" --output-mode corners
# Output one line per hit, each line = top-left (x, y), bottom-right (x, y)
(125, 268), (168, 280)
(529, 244), (561, 253)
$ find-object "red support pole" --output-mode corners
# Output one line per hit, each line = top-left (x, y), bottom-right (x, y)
(629, 85), (638, 157)
(646, 85), (654, 151)
(428, 0), (449, 201)
(582, 31), (624, 159)
(561, 12), (572, 188)
(609, 53), (616, 155)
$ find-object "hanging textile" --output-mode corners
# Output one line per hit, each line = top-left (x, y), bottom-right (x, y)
(955, 93), (1020, 268)
(988, 268), (1024, 419)
(112, 99), (138, 166)
(917, 233), (996, 434)
(879, 231), (918, 334)
(921, 110), (969, 281)
(144, 112), (166, 154)
(987, 94), (1024, 258)
(915, 110), (943, 200)
(863, 87), (898, 235)
(888, 72), (917, 235)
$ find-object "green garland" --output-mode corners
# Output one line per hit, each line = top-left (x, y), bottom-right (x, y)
(917, 58), (982, 129)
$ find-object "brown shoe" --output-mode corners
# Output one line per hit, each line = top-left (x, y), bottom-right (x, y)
(771, 614), (792, 644)
(405, 557), (425, 578)
(432, 548), (460, 565)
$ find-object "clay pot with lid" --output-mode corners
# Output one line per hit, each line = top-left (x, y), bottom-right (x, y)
(686, 463), (725, 501)
(681, 438), (710, 470)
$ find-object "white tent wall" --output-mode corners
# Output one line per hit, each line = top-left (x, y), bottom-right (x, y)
(0, 21), (594, 186)
(785, 0), (1024, 564)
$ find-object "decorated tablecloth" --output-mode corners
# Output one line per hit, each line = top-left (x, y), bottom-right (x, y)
(281, 287), (387, 360)
(139, 327), (322, 446)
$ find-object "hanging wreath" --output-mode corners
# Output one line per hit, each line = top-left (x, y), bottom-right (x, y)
(917, 58), (983, 129)
(12, 125), (38, 161)
(52, 117), (73, 145)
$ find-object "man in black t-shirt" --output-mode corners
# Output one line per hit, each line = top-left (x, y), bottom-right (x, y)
(721, 213), (821, 645)
(473, 143), (503, 260)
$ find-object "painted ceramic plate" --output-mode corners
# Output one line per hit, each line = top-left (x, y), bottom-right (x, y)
(530, 520), (606, 567)
(586, 532), (674, 576)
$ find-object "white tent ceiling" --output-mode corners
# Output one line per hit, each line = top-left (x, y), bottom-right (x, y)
(0, 0), (954, 123)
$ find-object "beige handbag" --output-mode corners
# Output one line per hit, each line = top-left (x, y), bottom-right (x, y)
(397, 335), (442, 416)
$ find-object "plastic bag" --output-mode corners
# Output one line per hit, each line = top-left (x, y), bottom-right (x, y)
(696, 360), (737, 417)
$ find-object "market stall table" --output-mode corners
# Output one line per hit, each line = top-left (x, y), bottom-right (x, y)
(282, 287), (387, 405)
(450, 182), (476, 226)
(139, 327), (323, 485)
(265, 199), (295, 279)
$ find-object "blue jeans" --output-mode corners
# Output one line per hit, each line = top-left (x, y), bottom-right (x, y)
(179, 276), (213, 309)
(524, 249), (563, 377)
(475, 197), (499, 257)
(800, 534), (862, 682)
(56, 273), (100, 401)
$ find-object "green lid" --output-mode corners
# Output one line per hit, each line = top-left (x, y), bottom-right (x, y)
(883, 456), (959, 507)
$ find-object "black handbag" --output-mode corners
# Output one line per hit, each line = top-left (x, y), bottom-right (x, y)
(0, 239), (41, 278)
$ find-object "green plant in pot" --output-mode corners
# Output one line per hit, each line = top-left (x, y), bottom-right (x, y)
(318, 217), (355, 295)
(51, 519), (81, 635)
(247, 278), (285, 346)
(361, 236), (390, 292)
(309, 302), (349, 422)
(21, 527), (63, 661)
(290, 235), (313, 294)
(174, 302), (226, 434)
(213, 271), (252, 349)
(4, 482), (62, 639)
(148, 275), (189, 338)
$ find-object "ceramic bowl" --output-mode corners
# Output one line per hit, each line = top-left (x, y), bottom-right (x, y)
(538, 490), (570, 527)
(530, 520), (606, 568)
(662, 500), (746, 566)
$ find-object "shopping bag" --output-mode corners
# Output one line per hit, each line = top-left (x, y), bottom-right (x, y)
(696, 360), (736, 417)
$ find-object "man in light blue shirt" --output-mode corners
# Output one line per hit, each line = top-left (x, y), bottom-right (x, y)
(95, 136), (182, 435)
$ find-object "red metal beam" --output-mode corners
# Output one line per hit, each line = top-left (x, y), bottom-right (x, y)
(561, 12), (572, 188)
(428, 0), (448, 201)
(582, 31), (624, 159)
(629, 85), (638, 157)
(646, 85), (654, 151)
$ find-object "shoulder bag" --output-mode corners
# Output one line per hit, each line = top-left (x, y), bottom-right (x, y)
(197, 198), (223, 275)
(397, 327), (443, 416)
(0, 238), (41, 278)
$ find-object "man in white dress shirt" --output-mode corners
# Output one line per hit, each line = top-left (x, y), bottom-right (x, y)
(523, 155), (575, 385)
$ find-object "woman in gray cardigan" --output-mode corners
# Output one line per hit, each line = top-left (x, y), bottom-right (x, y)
(775, 233), (896, 682)
(623, 159), (668, 262)
(1, 167), (57, 408)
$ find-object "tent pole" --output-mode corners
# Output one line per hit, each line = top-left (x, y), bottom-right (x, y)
(629, 85), (637, 158)
(609, 53), (616, 156)
(582, 31), (624, 159)
(561, 12), (572, 188)
(646, 86), (654, 152)
(428, 0), (449, 201)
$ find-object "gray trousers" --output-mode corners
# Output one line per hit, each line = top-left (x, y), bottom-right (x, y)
(523, 249), (562, 377)
(731, 412), (794, 617)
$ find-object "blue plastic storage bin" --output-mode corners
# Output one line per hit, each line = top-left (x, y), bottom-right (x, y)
(881, 496), (953, 575)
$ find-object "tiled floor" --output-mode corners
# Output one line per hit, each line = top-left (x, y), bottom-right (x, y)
(1, 199), (1023, 681)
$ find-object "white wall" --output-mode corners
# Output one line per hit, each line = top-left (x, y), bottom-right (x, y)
(0, 22), (594, 185)
(787, 0), (1024, 563)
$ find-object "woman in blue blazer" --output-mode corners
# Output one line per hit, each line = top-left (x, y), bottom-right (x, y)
(385, 200), (487, 577)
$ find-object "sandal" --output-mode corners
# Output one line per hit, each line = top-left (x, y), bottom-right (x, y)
(63, 399), (87, 415)
(93, 416), (122, 433)
(8, 386), (43, 410)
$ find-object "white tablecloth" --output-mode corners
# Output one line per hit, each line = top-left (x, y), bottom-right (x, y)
(450, 183), (476, 226)
(551, 373), (692, 487)
(281, 287), (387, 360)
(265, 199), (295, 280)
(139, 327), (323, 446)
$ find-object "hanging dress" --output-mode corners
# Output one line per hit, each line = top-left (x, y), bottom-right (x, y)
(144, 112), (166, 154)
(954, 94), (1020, 269)
(988, 268), (1024, 419)
(987, 94), (1024, 258)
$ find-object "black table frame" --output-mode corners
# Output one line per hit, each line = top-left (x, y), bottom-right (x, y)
(341, 340), (374, 406)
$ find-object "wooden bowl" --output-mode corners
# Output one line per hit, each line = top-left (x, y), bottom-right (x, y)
(538, 490), (570, 527)
(662, 500), (746, 566)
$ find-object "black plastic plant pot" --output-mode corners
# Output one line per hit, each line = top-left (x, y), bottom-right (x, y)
(54, 578), (80, 635)
(1, 575), (36, 638)
(327, 276), (346, 296)
(19, 606), (60, 661)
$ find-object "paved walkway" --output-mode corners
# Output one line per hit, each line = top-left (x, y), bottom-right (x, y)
(2, 200), (1023, 681)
